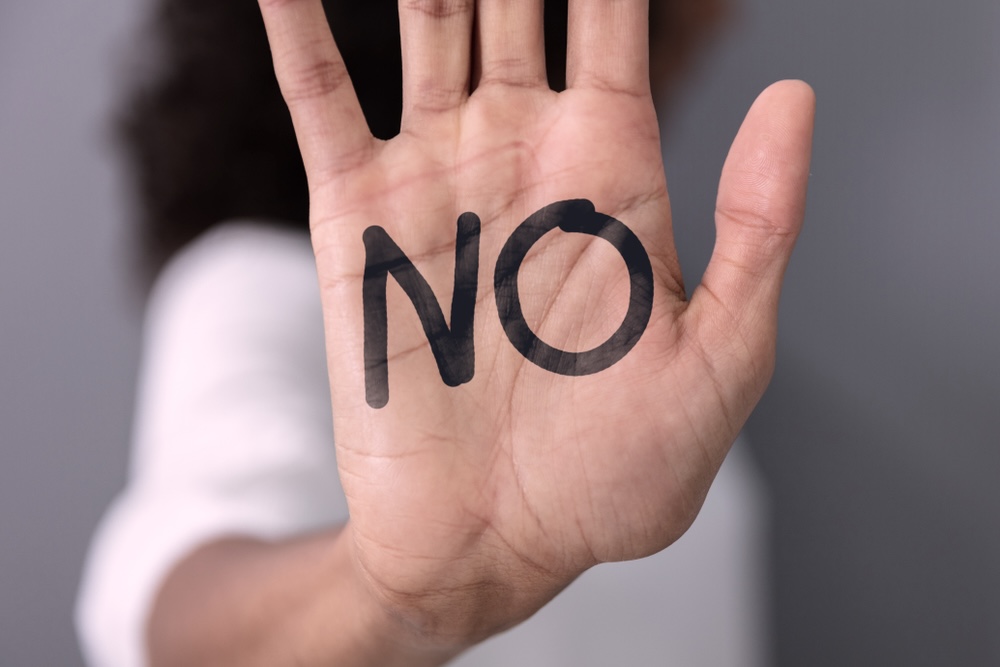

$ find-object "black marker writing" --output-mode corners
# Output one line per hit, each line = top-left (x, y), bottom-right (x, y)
(494, 199), (654, 376)
(362, 213), (481, 409)
(362, 200), (653, 408)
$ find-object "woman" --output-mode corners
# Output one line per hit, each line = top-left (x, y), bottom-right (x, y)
(78, 1), (815, 664)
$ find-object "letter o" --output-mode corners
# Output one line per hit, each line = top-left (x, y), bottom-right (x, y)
(494, 199), (654, 376)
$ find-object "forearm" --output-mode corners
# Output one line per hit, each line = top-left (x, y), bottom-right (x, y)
(147, 525), (462, 667)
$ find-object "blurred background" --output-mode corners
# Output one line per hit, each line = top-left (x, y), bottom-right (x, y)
(2, 0), (998, 664)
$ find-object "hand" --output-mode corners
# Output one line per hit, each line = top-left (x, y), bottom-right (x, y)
(259, 0), (815, 650)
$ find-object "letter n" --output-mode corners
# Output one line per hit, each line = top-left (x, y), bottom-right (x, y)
(362, 214), (481, 409)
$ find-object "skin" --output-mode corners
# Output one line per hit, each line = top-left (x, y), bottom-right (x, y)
(149, 0), (815, 664)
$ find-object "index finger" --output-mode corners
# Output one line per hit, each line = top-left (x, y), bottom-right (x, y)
(259, 0), (375, 179)
(566, 0), (650, 95)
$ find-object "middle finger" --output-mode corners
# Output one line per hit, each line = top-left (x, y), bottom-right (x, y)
(400, 0), (475, 123)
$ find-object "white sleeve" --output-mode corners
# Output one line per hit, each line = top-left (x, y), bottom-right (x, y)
(75, 223), (347, 667)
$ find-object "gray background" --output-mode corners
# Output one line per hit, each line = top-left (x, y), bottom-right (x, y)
(2, 0), (998, 664)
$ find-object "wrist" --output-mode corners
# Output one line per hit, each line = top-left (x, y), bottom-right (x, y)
(317, 524), (467, 667)
(336, 521), (577, 656)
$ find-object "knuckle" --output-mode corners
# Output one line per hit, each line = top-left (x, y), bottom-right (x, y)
(479, 57), (539, 88)
(568, 72), (648, 99)
(715, 198), (798, 256)
(716, 196), (783, 235)
(283, 57), (352, 103)
(409, 79), (467, 113)
(402, 0), (473, 20)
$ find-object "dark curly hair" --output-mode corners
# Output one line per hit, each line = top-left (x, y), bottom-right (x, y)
(120, 0), (725, 281)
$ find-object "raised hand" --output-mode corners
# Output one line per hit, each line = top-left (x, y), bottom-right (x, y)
(259, 0), (814, 652)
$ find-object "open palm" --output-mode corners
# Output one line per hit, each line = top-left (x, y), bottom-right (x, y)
(260, 0), (814, 646)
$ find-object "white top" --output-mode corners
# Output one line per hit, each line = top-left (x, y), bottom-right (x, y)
(77, 222), (771, 667)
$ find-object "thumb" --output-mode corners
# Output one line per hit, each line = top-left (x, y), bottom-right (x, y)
(688, 80), (816, 384)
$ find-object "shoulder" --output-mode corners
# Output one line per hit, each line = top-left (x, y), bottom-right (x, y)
(143, 221), (321, 365)
(152, 221), (315, 314)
